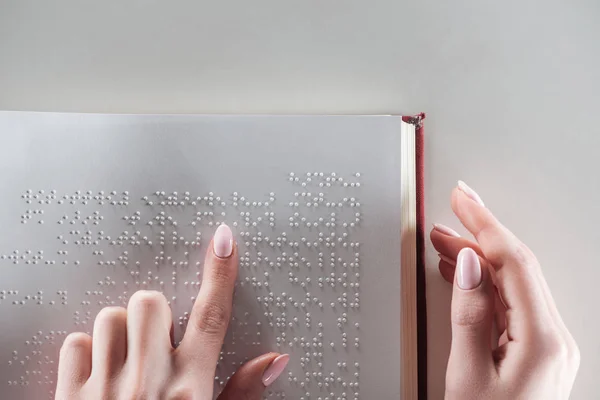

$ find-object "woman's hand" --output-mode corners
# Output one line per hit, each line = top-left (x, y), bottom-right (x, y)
(55, 224), (289, 400)
(432, 181), (580, 399)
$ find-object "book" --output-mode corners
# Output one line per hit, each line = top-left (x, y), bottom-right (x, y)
(0, 111), (426, 399)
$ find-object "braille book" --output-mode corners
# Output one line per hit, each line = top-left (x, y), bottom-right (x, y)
(0, 111), (426, 399)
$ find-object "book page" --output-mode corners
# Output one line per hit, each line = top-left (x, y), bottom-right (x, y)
(0, 112), (403, 399)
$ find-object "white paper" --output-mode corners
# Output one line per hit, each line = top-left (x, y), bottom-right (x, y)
(0, 112), (403, 399)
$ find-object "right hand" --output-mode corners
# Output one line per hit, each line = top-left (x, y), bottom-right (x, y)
(431, 181), (580, 399)
(55, 224), (288, 400)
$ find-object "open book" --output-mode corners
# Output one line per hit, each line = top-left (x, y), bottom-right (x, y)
(0, 111), (426, 399)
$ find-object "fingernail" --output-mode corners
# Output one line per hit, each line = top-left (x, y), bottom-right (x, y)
(457, 180), (485, 207)
(457, 248), (482, 290)
(433, 223), (461, 237)
(439, 253), (457, 266)
(262, 354), (290, 387)
(213, 224), (233, 258)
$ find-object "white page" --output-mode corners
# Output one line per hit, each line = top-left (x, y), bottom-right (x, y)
(0, 112), (403, 399)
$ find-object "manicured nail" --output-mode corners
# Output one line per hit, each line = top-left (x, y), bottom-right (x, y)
(433, 223), (461, 238)
(262, 354), (290, 386)
(213, 224), (233, 258)
(457, 248), (482, 290)
(457, 180), (485, 207)
(439, 253), (457, 266)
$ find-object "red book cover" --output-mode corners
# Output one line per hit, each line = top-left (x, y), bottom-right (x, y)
(402, 113), (427, 399)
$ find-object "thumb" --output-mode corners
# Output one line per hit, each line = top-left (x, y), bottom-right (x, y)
(448, 248), (495, 373)
(216, 353), (290, 400)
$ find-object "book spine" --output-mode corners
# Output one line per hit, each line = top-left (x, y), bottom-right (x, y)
(402, 112), (427, 400)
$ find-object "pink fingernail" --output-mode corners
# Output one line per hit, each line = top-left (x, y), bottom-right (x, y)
(439, 253), (457, 266)
(262, 354), (290, 387)
(433, 223), (461, 238)
(457, 180), (485, 207)
(457, 248), (482, 290)
(213, 224), (233, 258)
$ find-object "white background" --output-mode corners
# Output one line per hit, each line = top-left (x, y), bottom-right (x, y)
(1, 1), (599, 398)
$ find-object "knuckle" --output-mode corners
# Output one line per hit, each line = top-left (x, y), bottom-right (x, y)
(61, 332), (90, 353)
(95, 306), (126, 324)
(128, 290), (167, 312)
(536, 333), (569, 362)
(478, 225), (539, 270)
(123, 387), (149, 400)
(194, 301), (230, 336)
(552, 339), (569, 361)
(168, 387), (193, 400)
(571, 341), (581, 368)
(511, 241), (537, 267)
(119, 372), (153, 400)
(475, 226), (509, 261)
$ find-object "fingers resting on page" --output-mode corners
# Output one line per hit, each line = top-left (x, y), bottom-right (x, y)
(55, 224), (289, 400)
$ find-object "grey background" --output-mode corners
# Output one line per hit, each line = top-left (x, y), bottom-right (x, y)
(0, 112), (403, 399)
(1, 1), (599, 398)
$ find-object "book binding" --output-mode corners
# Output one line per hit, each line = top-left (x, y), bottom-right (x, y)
(402, 113), (427, 399)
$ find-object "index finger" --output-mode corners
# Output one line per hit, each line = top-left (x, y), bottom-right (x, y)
(178, 224), (238, 365)
(451, 182), (553, 341)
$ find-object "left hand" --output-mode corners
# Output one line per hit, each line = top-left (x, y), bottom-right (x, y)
(55, 224), (289, 400)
